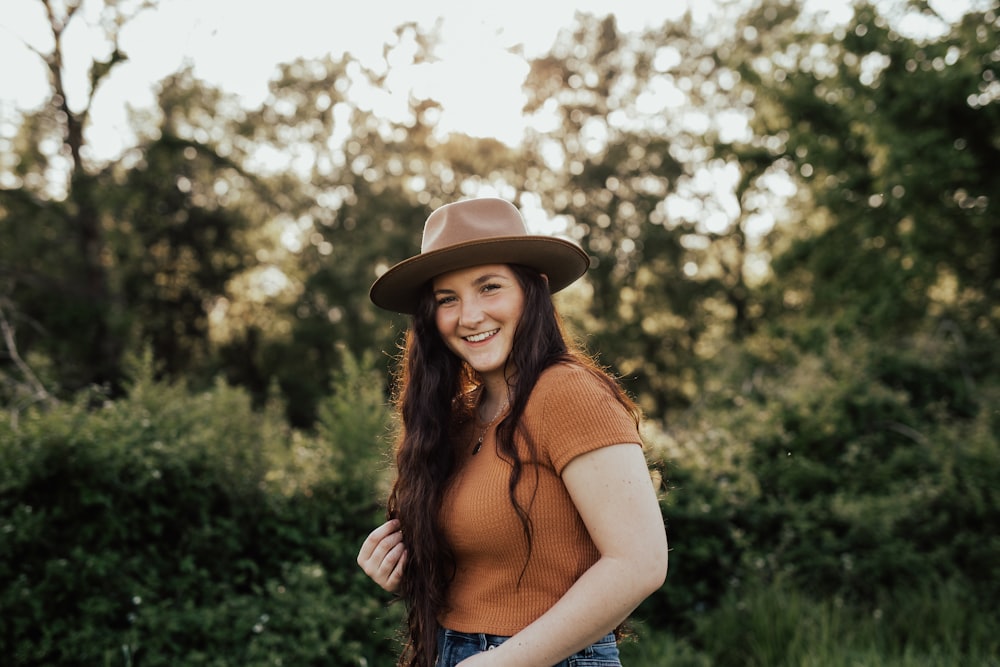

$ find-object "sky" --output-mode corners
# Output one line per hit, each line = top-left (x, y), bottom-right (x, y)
(0, 0), (972, 237)
(0, 0), (713, 159)
(1, 0), (969, 161)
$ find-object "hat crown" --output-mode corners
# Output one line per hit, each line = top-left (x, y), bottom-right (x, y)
(421, 198), (527, 253)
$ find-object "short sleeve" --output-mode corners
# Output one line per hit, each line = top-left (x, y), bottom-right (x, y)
(520, 363), (641, 475)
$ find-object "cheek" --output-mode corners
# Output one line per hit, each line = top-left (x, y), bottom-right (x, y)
(435, 309), (453, 337)
(509, 295), (526, 324)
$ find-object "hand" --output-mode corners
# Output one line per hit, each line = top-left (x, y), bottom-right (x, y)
(357, 519), (407, 593)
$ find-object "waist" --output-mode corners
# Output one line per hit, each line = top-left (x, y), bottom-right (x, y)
(435, 628), (620, 667)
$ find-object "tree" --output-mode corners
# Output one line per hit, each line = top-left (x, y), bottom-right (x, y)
(726, 0), (999, 343)
(0, 0), (154, 392)
(200, 25), (529, 424)
(517, 12), (775, 416)
(107, 68), (264, 381)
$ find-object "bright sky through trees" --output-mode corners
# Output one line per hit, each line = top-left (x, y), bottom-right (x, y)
(0, 0), (695, 157)
(0, 0), (966, 161)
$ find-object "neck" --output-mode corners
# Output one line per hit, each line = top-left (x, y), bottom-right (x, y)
(479, 371), (508, 402)
(479, 382), (509, 420)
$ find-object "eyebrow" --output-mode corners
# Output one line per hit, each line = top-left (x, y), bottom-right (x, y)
(433, 272), (508, 295)
(473, 273), (506, 285)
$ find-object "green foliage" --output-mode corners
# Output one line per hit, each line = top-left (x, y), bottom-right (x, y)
(0, 352), (402, 666)
(520, 12), (738, 415)
(624, 576), (1000, 666)
(691, 577), (998, 667)
(108, 127), (258, 383)
(646, 319), (1000, 632)
(728, 0), (1000, 335)
(3, 2), (999, 664)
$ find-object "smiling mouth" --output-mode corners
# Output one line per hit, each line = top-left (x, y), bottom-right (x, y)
(464, 329), (499, 343)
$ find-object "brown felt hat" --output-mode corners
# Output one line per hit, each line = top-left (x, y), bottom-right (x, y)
(369, 197), (590, 314)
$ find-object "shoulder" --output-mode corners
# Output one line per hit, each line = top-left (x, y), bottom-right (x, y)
(525, 360), (637, 427)
(522, 361), (642, 471)
(535, 360), (601, 387)
(532, 361), (620, 402)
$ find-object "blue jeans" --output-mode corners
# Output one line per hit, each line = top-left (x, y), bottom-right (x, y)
(435, 627), (621, 666)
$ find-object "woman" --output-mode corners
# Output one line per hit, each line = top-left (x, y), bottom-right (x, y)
(358, 197), (668, 667)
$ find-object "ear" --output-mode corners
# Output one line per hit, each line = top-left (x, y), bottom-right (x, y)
(540, 273), (550, 286)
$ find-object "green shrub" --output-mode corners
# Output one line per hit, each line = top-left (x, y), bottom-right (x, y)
(689, 577), (999, 667)
(645, 324), (1000, 630)
(624, 577), (1000, 666)
(0, 352), (402, 665)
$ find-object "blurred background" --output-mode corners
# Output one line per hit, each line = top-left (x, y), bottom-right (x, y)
(1, 0), (997, 665)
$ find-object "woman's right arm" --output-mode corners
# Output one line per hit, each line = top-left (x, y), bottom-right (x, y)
(357, 518), (408, 593)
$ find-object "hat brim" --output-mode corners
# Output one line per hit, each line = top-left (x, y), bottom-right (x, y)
(369, 236), (590, 314)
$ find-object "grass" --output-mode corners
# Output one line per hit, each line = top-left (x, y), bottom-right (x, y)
(619, 578), (999, 667)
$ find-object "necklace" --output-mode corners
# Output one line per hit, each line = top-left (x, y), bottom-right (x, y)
(472, 397), (508, 455)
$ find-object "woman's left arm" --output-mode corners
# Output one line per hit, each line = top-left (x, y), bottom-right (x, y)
(459, 442), (669, 667)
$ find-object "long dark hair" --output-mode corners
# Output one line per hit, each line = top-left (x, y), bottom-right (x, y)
(385, 264), (639, 667)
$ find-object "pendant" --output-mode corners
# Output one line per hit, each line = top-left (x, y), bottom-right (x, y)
(472, 397), (507, 456)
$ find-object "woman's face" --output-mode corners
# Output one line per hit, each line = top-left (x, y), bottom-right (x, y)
(432, 263), (525, 384)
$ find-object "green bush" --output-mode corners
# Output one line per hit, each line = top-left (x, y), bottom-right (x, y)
(645, 323), (1000, 630)
(624, 577), (999, 667)
(0, 352), (402, 666)
(692, 577), (998, 667)
(2, 320), (997, 664)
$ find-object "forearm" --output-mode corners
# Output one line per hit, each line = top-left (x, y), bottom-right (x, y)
(457, 443), (668, 666)
(470, 554), (661, 667)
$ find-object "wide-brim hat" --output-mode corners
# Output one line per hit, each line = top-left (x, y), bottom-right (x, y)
(369, 197), (590, 314)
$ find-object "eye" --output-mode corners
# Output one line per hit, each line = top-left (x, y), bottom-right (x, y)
(435, 294), (457, 307)
(481, 282), (502, 294)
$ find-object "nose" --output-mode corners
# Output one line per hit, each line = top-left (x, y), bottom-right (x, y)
(458, 298), (484, 328)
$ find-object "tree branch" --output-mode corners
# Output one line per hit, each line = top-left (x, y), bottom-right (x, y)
(0, 302), (54, 411)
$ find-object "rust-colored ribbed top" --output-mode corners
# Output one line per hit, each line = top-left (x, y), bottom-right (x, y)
(439, 362), (641, 635)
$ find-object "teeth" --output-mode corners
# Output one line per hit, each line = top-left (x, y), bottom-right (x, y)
(465, 329), (498, 343)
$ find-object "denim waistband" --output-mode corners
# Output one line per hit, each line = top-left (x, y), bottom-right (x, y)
(436, 627), (619, 666)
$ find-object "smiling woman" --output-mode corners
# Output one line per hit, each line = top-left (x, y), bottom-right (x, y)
(432, 264), (526, 396)
(357, 197), (669, 667)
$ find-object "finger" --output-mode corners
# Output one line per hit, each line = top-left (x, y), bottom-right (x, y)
(376, 539), (405, 575)
(366, 530), (404, 572)
(387, 546), (407, 589)
(357, 520), (400, 563)
(362, 519), (400, 552)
